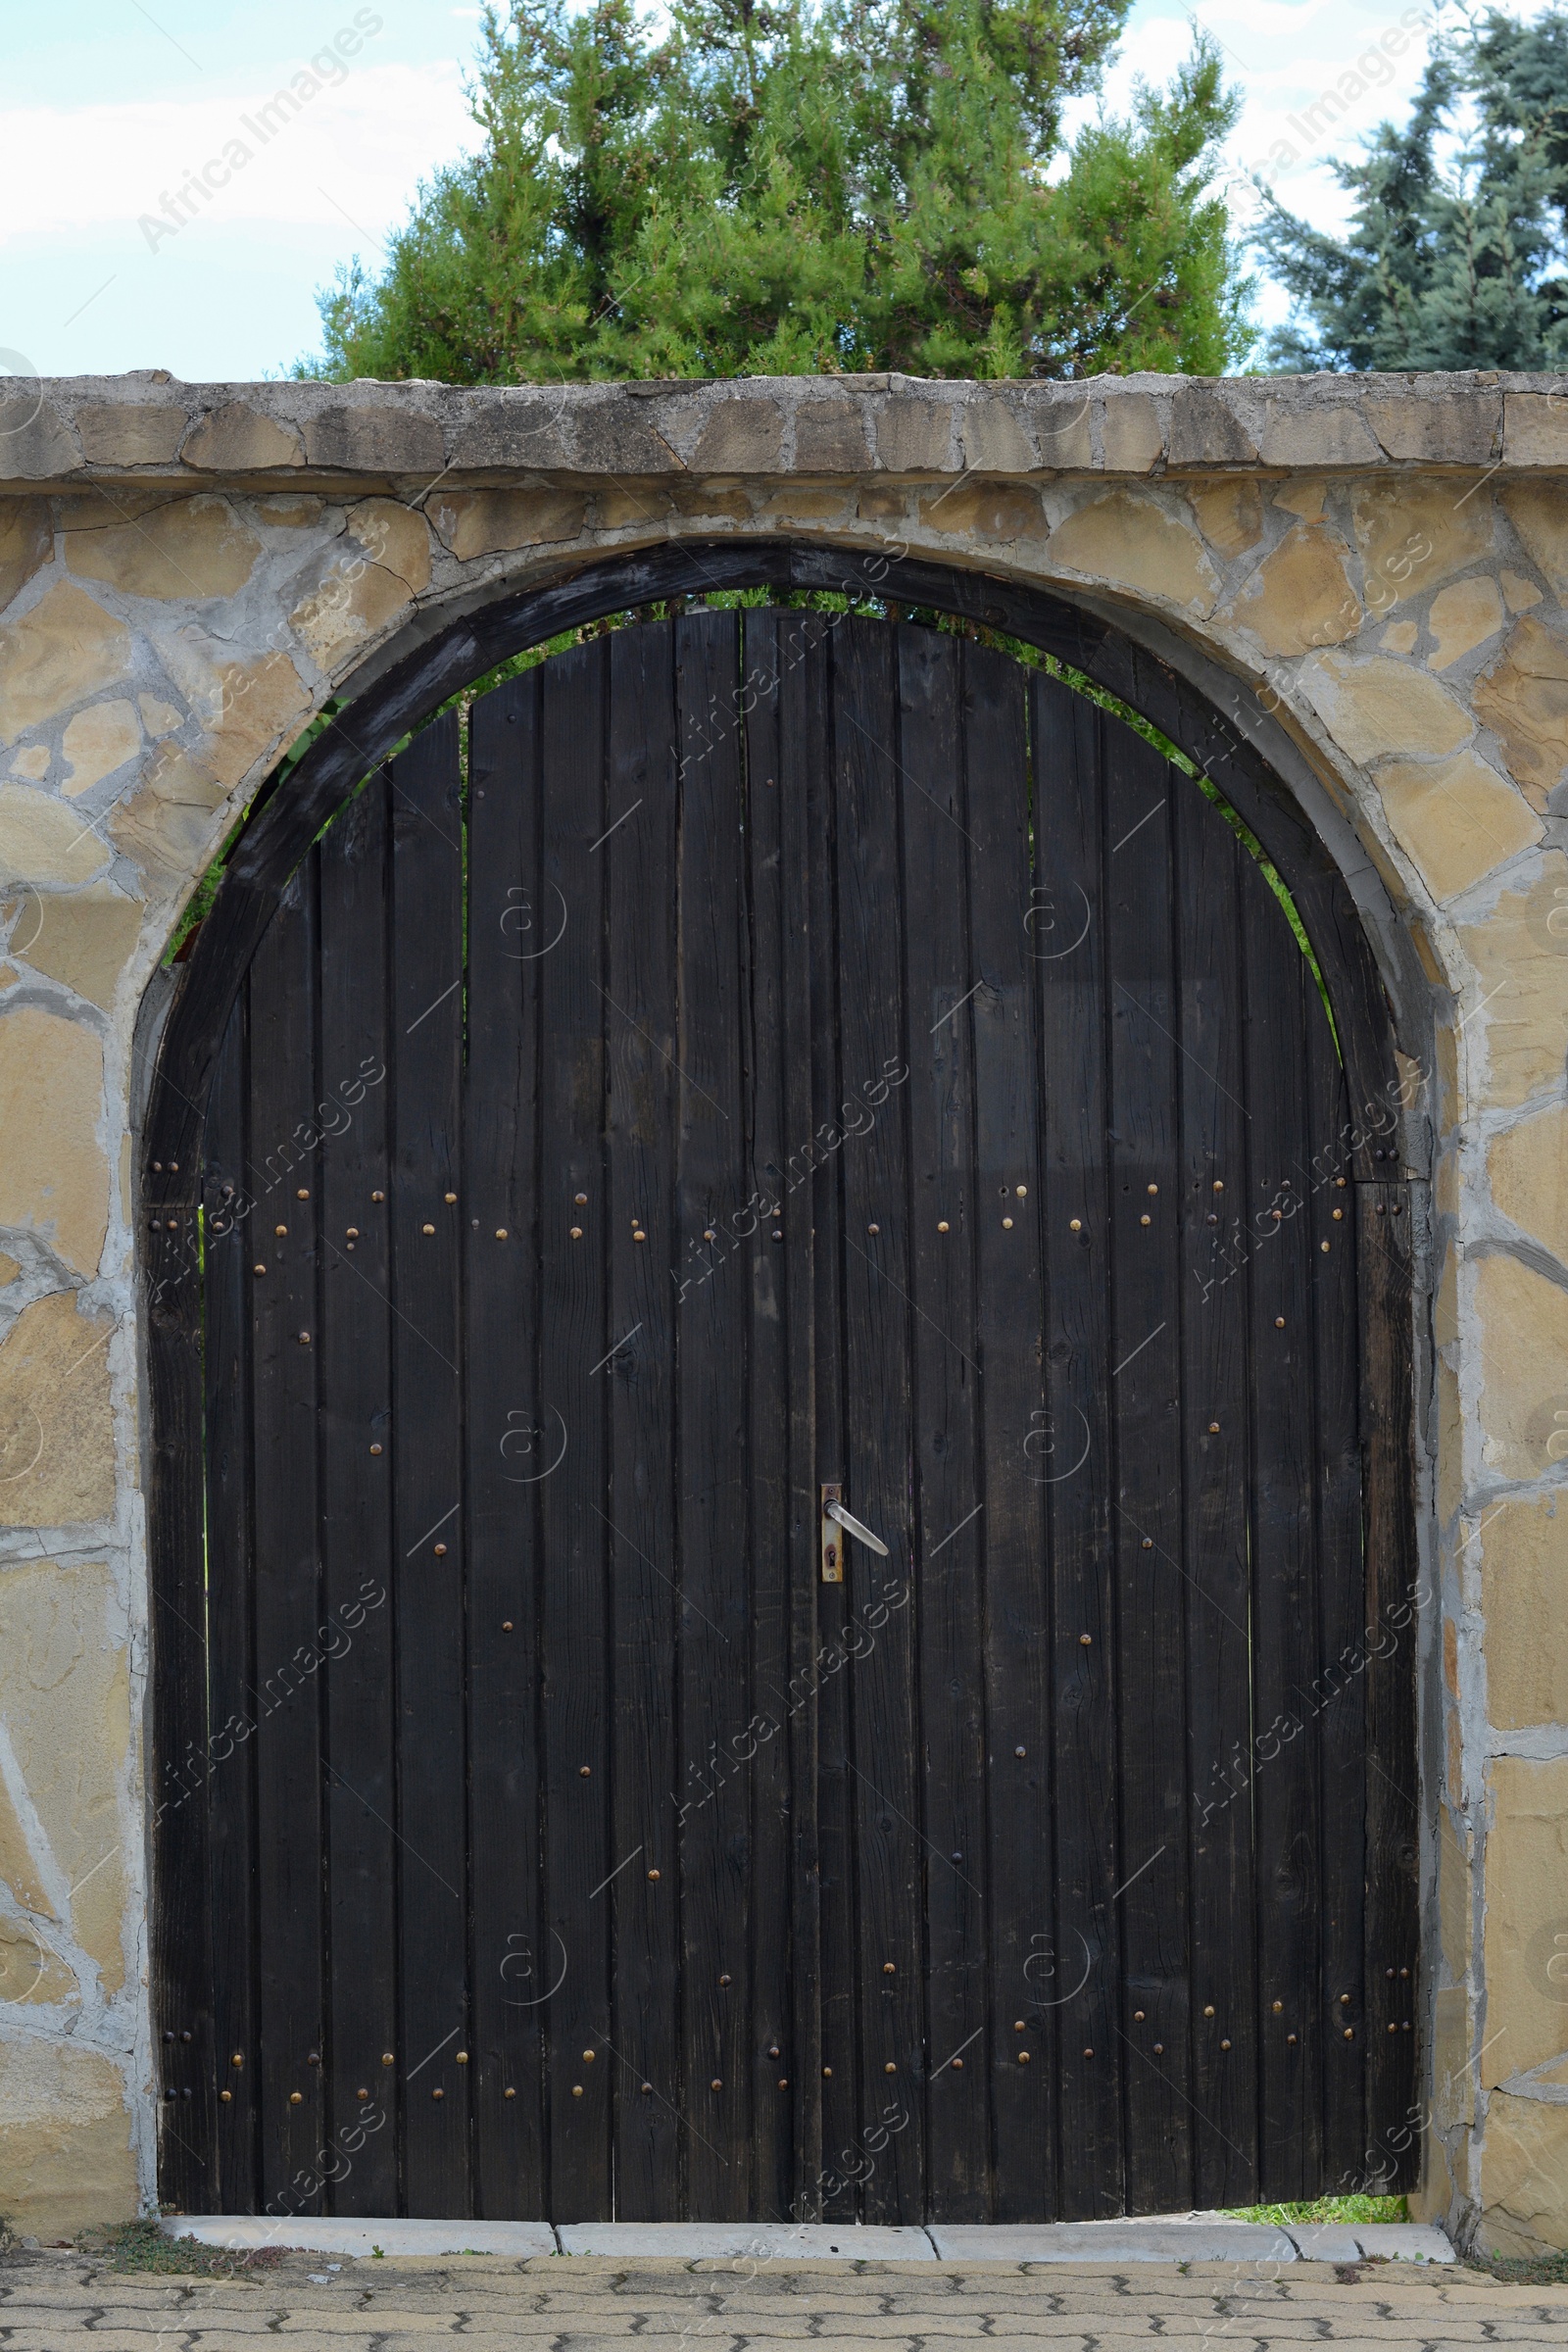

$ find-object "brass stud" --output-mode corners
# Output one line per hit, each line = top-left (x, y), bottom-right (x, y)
(711, 2078), (723, 2091)
(575, 1194), (587, 1205)
(719, 1974), (731, 1986)
(868, 1222), (880, 1236)
(1069, 1217), (1082, 1232)
(1332, 1207), (1344, 1221)
(497, 1228), (508, 1239)
(952, 2058), (964, 2070)
(1203, 2005), (1215, 2017)
(253, 1263), (267, 1276)
(648, 1868), (661, 1881)
(299, 1331), (311, 1346)
(633, 1230), (647, 1243)
(1083, 2047), (1094, 2058)
(641, 2082), (653, 2094)
(1148, 1184), (1158, 1196)
(457, 2051), (468, 2064)
(1213, 1180), (1224, 1192)
(1220, 2038), (1232, 2050)
(883, 1961), (896, 1975)
(570, 1227), (583, 1239)
(1015, 1745), (1026, 1758)
(297, 1189), (310, 1200)
(1274, 1316), (1286, 1329)
(231, 2053), (244, 2067)
(432, 2087), (444, 2100)
(434, 1543), (448, 1557)
(769, 2046), (781, 2058)
(1133, 2011), (1145, 2023)
(1287, 2033), (1298, 2045)
(275, 1223), (288, 1237)
(1016, 1185), (1028, 1199)
(1140, 1213), (1152, 1226)
(422, 1222), (435, 1235)
(1018, 2050), (1031, 2064)
(382, 2053), (394, 2065)
(1208, 1421), (1220, 1434)
(572, 2084), (584, 2095)
(1272, 2000), (1283, 2013)
(220, 2088), (232, 2102)
(369, 1443), (382, 1455)
(583, 2050), (595, 2063)
(289, 2090), (303, 2104)
(884, 2062), (897, 2074)
(505, 2086), (516, 2099)
(1003, 1216), (1014, 1229)
(1153, 2042), (1163, 2054)
(1344, 2028), (1354, 2040)
(503, 1620), (514, 1631)
(357, 2088), (369, 2101)
(704, 1229), (715, 1242)
(1340, 1993), (1351, 2005)
(371, 1190), (384, 1202)
(1321, 1241), (1331, 1252)
(937, 1220), (950, 1234)
(445, 1193), (457, 1204)
(1015, 2020), (1026, 2032)
(1141, 1538), (1152, 1551)
(579, 1765), (591, 1777)
(347, 1227), (359, 1239)
(1079, 1632), (1093, 1645)
(778, 2078), (789, 2089)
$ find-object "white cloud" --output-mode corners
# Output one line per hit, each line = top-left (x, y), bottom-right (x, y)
(0, 58), (476, 246)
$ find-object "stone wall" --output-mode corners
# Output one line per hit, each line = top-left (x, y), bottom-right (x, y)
(1, 368), (1565, 2249)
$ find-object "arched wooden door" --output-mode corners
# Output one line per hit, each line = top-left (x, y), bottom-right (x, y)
(148, 601), (1418, 2223)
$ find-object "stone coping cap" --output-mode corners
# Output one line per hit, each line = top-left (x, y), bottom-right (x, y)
(3, 368), (1567, 490)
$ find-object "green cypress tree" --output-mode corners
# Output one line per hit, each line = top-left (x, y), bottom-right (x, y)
(1255, 8), (1568, 371)
(297, 0), (1251, 382)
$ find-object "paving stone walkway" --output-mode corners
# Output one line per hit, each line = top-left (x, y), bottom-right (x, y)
(2, 2251), (1567, 2352)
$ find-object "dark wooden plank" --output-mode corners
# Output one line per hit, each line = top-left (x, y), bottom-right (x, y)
(1358, 1175), (1420, 2185)
(1239, 854), (1322, 2202)
(742, 610), (810, 2221)
(1305, 981), (1366, 2194)
(895, 623), (988, 2224)
(830, 617), (923, 2225)
(1032, 677), (1121, 2220)
(466, 673), (549, 2220)
(203, 1002), (259, 2211)
(536, 640), (613, 2221)
(602, 622), (683, 2217)
(317, 771), (399, 2214)
(386, 716), (469, 2214)
(1168, 789), (1258, 2208)
(1102, 736), (1190, 2215)
(671, 612), (753, 2220)
(964, 638), (1052, 2225)
(247, 858), (325, 2213)
(801, 617), (856, 2221)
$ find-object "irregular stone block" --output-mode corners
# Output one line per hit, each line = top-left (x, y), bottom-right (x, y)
(1374, 749), (1541, 903)
(16, 883), (144, 1011)
(0, 501), (51, 609)
(1480, 2091), (1568, 2257)
(0, 1559), (129, 1992)
(1189, 478), (1262, 562)
(0, 1289), (116, 1525)
(1168, 385), (1257, 466)
(0, 1916), (74, 2004)
(567, 406), (682, 474)
(65, 493), (262, 600)
(61, 700), (141, 798)
(1365, 391), (1500, 466)
(1500, 480), (1568, 596)
(1260, 402), (1386, 467)
(302, 403), (446, 474)
(1474, 615), (1568, 808)
(0, 2037), (134, 2234)
(0, 399), (80, 480)
(1021, 388), (1093, 469)
(956, 396), (1033, 473)
(181, 401), (303, 471)
(0, 1007), (108, 1275)
(108, 747), (230, 880)
(1049, 490), (1220, 614)
(691, 398), (785, 473)
(450, 395), (572, 472)
(1461, 859), (1568, 1107)
(0, 784), (111, 887)
(289, 553), (414, 673)
(1484, 1755), (1568, 2080)
(920, 480), (1046, 541)
(428, 488), (586, 562)
(1299, 650), (1471, 765)
(74, 402), (189, 467)
(1100, 393), (1163, 474)
(1492, 1100), (1568, 1265)
(346, 497), (432, 592)
(0, 581), (132, 744)
(1476, 1253), (1568, 1480)
(794, 398), (869, 471)
(876, 397), (953, 472)
(1352, 479), (1494, 605)
(1481, 1491), (1568, 1727)
(1223, 523), (1361, 654)
(1427, 575), (1504, 670)
(1504, 392), (1568, 467)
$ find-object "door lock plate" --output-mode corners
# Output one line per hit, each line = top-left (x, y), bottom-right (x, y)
(820, 1483), (844, 1584)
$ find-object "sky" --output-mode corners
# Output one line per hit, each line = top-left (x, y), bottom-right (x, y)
(0, 0), (1493, 384)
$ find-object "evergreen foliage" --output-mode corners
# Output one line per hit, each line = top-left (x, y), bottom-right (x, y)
(298, 0), (1251, 382)
(1255, 7), (1568, 370)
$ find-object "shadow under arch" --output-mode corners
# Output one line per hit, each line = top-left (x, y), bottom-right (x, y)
(141, 537), (1409, 1177)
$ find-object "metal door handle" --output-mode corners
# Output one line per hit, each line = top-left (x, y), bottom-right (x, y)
(826, 1499), (889, 1556)
(821, 1486), (890, 1582)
